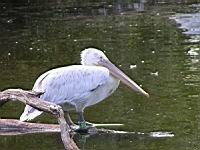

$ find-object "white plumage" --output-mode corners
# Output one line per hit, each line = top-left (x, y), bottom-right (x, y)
(20, 48), (149, 128)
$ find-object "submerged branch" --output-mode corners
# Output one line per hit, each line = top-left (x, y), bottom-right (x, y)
(0, 89), (79, 150)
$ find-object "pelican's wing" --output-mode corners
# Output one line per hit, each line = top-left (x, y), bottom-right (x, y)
(35, 65), (110, 103)
(20, 65), (110, 121)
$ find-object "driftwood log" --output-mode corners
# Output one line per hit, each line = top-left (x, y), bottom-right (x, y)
(0, 89), (79, 150)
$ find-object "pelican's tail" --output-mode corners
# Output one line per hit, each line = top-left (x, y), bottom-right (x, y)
(20, 105), (43, 121)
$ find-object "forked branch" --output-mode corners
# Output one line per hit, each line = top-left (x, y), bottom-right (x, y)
(0, 89), (79, 150)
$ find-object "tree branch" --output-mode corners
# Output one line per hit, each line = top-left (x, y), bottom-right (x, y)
(0, 89), (79, 150)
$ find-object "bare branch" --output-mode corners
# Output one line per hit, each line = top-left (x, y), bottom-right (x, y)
(0, 89), (79, 150)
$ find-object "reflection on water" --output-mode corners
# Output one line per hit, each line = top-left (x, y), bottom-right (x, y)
(0, 0), (200, 150)
(172, 13), (200, 35)
(171, 4), (200, 90)
(171, 6), (200, 148)
(74, 131), (175, 150)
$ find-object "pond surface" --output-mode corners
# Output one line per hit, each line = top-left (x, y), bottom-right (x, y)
(0, 0), (200, 150)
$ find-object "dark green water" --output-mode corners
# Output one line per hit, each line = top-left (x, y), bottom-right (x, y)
(0, 0), (200, 149)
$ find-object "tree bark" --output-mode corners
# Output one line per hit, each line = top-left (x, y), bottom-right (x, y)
(0, 89), (79, 150)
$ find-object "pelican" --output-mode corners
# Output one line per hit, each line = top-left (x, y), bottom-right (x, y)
(20, 48), (149, 129)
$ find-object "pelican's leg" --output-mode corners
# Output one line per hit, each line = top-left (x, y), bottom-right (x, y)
(78, 111), (86, 129)
(64, 111), (75, 126)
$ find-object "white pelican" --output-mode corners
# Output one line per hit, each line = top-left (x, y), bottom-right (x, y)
(20, 48), (149, 129)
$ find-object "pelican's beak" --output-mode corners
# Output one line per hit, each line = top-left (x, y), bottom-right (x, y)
(100, 59), (149, 97)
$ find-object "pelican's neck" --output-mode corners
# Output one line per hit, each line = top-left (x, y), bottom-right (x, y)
(80, 61), (94, 66)
(110, 74), (120, 88)
(110, 74), (120, 82)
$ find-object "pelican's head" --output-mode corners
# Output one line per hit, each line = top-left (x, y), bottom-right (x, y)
(81, 48), (108, 66)
(81, 48), (149, 97)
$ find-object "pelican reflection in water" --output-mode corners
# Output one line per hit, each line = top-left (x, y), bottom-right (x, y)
(20, 48), (149, 129)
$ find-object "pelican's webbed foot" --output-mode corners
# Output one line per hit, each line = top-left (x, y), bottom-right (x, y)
(75, 122), (97, 134)
(75, 111), (97, 134)
(79, 121), (87, 129)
